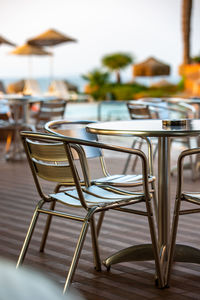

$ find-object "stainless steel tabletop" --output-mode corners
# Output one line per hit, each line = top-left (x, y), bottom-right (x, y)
(87, 119), (200, 137)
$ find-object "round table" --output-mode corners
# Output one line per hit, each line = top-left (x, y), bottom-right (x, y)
(87, 119), (200, 284)
(0, 94), (57, 160)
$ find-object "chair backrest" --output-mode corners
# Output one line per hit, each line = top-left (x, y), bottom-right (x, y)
(20, 131), (90, 208)
(127, 102), (154, 120)
(138, 97), (163, 103)
(136, 97), (197, 120)
(163, 98), (197, 119)
(35, 100), (67, 127)
(45, 119), (155, 178)
(20, 131), (151, 208)
(45, 120), (102, 159)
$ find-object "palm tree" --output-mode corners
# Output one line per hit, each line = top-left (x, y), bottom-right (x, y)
(82, 69), (110, 99)
(182, 0), (193, 64)
(82, 69), (110, 87)
(102, 53), (133, 84)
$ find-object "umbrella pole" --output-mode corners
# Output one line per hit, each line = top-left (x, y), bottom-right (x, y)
(28, 56), (32, 80)
(49, 54), (54, 84)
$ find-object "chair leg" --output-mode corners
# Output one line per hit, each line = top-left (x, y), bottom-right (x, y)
(146, 200), (164, 288)
(63, 218), (90, 293)
(185, 137), (197, 181)
(165, 196), (181, 286)
(153, 143), (158, 159)
(40, 201), (56, 252)
(150, 181), (158, 224)
(189, 154), (196, 181)
(16, 200), (44, 268)
(96, 211), (105, 237)
(90, 215), (101, 271)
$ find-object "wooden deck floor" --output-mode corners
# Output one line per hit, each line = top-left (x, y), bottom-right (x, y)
(1, 147), (200, 300)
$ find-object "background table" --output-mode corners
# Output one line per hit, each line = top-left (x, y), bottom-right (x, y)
(0, 94), (57, 160)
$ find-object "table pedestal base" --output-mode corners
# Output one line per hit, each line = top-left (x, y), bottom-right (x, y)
(174, 244), (200, 263)
(103, 244), (155, 268)
(103, 243), (200, 269)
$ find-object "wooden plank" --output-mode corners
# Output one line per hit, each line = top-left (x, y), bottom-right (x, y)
(1, 156), (200, 299)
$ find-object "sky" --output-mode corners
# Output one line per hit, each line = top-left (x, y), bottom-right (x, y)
(0, 0), (200, 82)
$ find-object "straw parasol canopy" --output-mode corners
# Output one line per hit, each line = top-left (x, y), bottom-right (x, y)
(27, 29), (77, 80)
(27, 28), (77, 47)
(9, 43), (52, 79)
(10, 43), (52, 56)
(0, 35), (16, 47)
(133, 56), (170, 77)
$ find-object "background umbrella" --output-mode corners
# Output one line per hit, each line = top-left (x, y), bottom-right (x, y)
(27, 28), (77, 79)
(133, 56), (170, 77)
(0, 35), (16, 47)
(27, 28), (77, 46)
(10, 43), (52, 79)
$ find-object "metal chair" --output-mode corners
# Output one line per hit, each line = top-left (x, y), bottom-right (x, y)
(166, 147), (200, 286)
(32, 99), (67, 130)
(45, 120), (157, 199)
(126, 102), (158, 120)
(0, 100), (34, 160)
(44, 120), (158, 236)
(5, 102), (35, 161)
(17, 131), (164, 292)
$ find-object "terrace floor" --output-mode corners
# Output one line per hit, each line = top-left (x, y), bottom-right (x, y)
(1, 138), (200, 300)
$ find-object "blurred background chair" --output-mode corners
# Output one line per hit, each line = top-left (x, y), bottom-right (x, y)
(158, 98), (197, 180)
(166, 147), (200, 286)
(17, 131), (163, 292)
(0, 95), (38, 160)
(32, 99), (67, 130)
(125, 98), (198, 180)
(0, 97), (27, 159)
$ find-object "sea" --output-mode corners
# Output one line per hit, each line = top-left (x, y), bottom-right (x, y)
(1, 74), (181, 94)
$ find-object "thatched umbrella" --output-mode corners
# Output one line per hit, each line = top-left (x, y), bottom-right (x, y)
(133, 57), (170, 77)
(27, 28), (77, 79)
(0, 35), (16, 47)
(10, 43), (52, 79)
(27, 28), (77, 46)
(10, 43), (52, 56)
